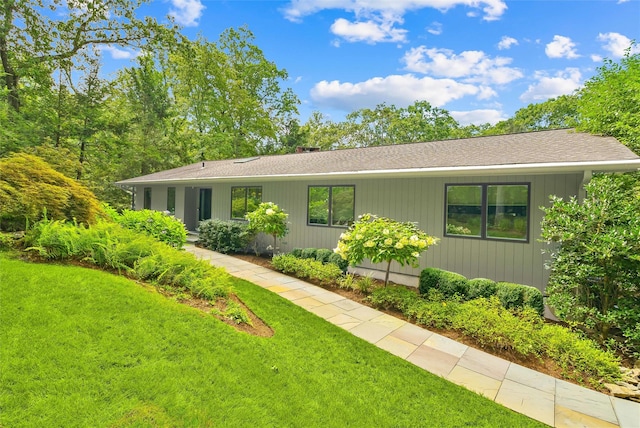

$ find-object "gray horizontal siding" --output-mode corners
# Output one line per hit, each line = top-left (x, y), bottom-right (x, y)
(136, 172), (582, 291)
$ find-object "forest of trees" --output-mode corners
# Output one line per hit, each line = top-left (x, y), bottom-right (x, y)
(1, 1), (638, 208)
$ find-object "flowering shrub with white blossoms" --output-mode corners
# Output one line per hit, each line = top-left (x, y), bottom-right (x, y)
(334, 213), (439, 286)
(245, 202), (289, 255)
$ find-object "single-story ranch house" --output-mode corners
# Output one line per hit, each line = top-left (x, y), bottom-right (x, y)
(117, 129), (640, 291)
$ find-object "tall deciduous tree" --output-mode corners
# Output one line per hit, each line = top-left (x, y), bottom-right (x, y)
(0, 0), (165, 112)
(345, 101), (461, 147)
(576, 48), (640, 155)
(168, 27), (299, 160)
(485, 95), (579, 136)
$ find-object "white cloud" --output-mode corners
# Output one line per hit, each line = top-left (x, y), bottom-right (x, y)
(283, 0), (508, 22)
(98, 45), (139, 60)
(545, 35), (580, 59)
(427, 21), (442, 35)
(497, 36), (518, 50)
(169, 0), (205, 27)
(591, 54), (603, 62)
(310, 74), (483, 112)
(596, 32), (639, 58)
(330, 17), (408, 43)
(402, 46), (523, 85)
(282, 0), (508, 43)
(519, 68), (582, 103)
(451, 109), (505, 125)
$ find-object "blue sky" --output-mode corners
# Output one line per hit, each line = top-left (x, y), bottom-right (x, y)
(102, 0), (640, 126)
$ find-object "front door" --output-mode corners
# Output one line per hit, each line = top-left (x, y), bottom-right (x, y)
(198, 188), (212, 222)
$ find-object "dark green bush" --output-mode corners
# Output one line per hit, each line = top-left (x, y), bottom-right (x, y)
(419, 267), (468, 299)
(496, 282), (524, 310)
(315, 248), (333, 263)
(291, 248), (303, 258)
(197, 219), (255, 254)
(522, 286), (545, 317)
(418, 267), (441, 295)
(300, 248), (318, 259)
(327, 252), (349, 273)
(467, 278), (497, 300)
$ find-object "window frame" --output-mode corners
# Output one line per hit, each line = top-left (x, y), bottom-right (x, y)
(307, 184), (355, 228)
(230, 186), (262, 220)
(143, 187), (152, 210)
(167, 187), (176, 215)
(444, 182), (530, 243)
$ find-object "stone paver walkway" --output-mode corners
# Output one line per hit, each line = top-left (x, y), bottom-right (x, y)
(186, 245), (640, 428)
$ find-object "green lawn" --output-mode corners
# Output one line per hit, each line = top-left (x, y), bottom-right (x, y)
(0, 255), (545, 427)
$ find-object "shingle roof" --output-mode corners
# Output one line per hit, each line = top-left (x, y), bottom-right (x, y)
(117, 129), (640, 185)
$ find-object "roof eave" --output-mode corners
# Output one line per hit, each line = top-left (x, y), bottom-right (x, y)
(115, 159), (640, 186)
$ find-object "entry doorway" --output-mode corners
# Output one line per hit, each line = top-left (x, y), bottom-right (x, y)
(183, 187), (212, 231)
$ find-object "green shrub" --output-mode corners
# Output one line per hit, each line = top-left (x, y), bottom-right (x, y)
(328, 252), (349, 273)
(197, 219), (255, 254)
(315, 248), (333, 263)
(368, 286), (422, 313)
(418, 267), (468, 299)
(522, 286), (545, 317)
(418, 267), (442, 295)
(300, 248), (317, 259)
(0, 232), (15, 250)
(467, 278), (497, 300)
(496, 282), (544, 316)
(272, 254), (342, 286)
(111, 208), (187, 248)
(0, 153), (104, 231)
(368, 284), (620, 385)
(496, 282), (524, 310)
(25, 219), (233, 302)
(291, 248), (303, 258)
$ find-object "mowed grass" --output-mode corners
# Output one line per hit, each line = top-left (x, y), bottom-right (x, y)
(0, 255), (545, 427)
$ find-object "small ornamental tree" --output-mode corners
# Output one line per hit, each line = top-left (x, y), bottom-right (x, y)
(245, 202), (288, 256)
(540, 173), (640, 355)
(334, 213), (439, 286)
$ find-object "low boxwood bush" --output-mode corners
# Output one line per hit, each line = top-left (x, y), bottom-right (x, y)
(272, 254), (343, 286)
(367, 285), (620, 386)
(328, 252), (349, 273)
(419, 267), (468, 299)
(300, 248), (318, 259)
(108, 208), (187, 248)
(197, 219), (256, 254)
(467, 278), (497, 300)
(315, 248), (333, 263)
(496, 282), (544, 316)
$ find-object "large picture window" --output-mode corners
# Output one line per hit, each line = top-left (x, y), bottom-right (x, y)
(231, 186), (262, 219)
(445, 183), (529, 241)
(308, 185), (355, 227)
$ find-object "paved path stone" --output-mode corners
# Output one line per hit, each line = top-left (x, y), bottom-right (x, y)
(185, 245), (640, 427)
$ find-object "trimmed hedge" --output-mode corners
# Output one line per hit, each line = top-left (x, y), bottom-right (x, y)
(467, 278), (497, 300)
(197, 219), (256, 254)
(419, 267), (544, 316)
(419, 267), (468, 299)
